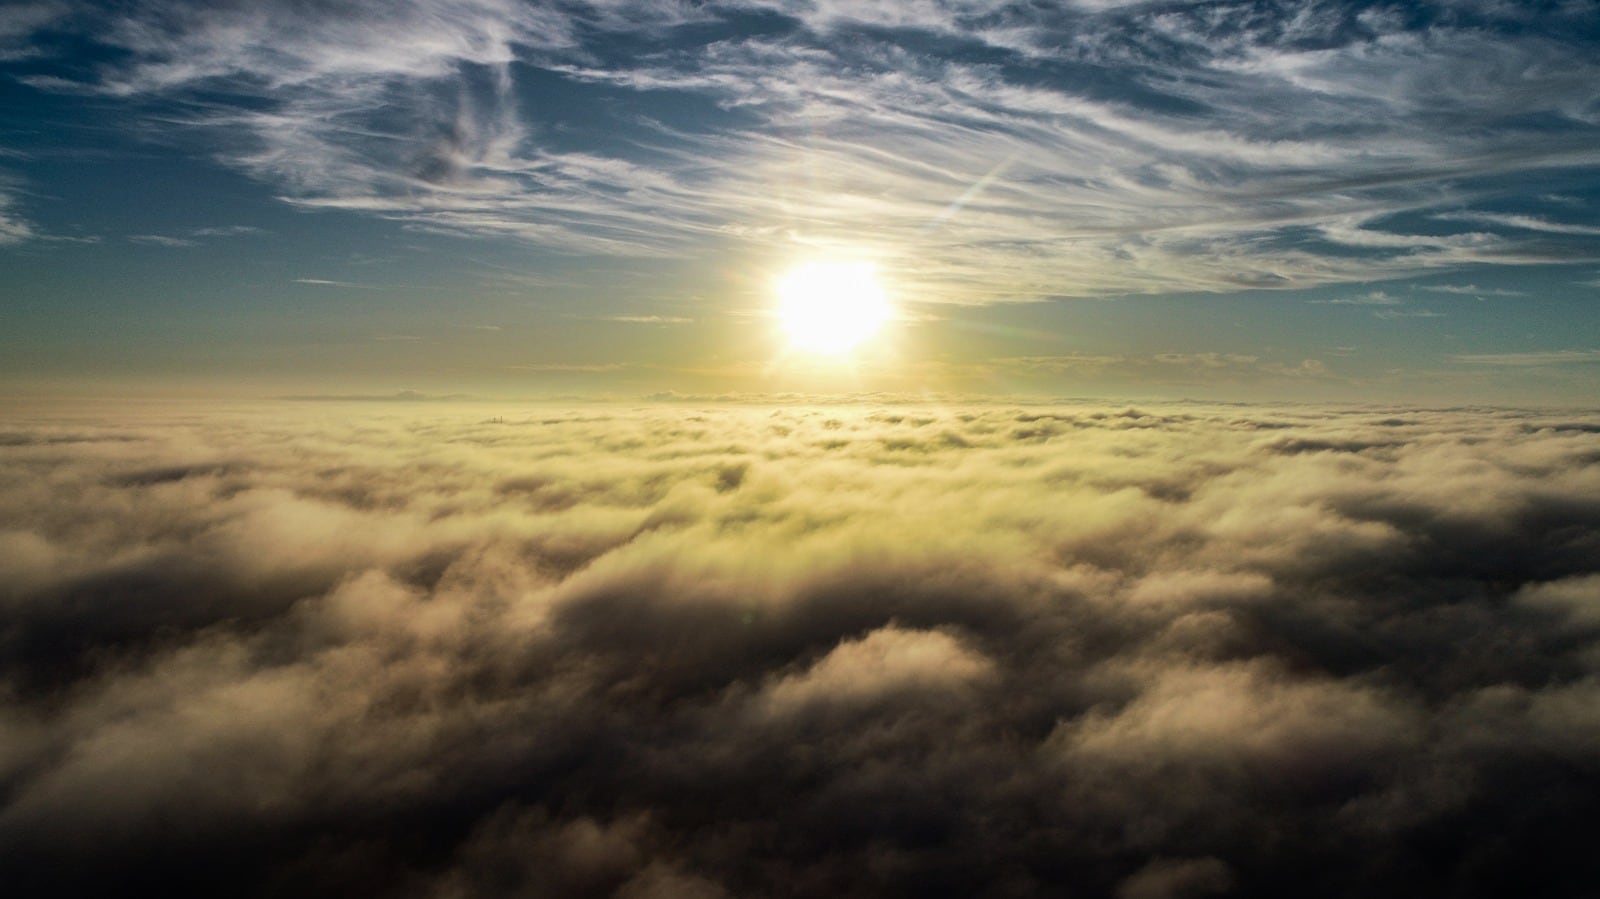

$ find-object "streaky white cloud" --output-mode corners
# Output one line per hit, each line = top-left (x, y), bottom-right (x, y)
(1419, 283), (1525, 296)
(0, 1), (65, 61)
(1316, 290), (1402, 305)
(1449, 349), (1600, 365)
(8, 0), (1600, 300)
(988, 351), (1335, 386)
(1374, 308), (1445, 319)
(1436, 211), (1600, 236)
(601, 315), (694, 324)
(128, 234), (198, 247)
(112, 226), (251, 249)
(0, 191), (32, 245)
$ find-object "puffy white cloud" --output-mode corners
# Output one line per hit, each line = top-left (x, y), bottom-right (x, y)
(1, 399), (1599, 896)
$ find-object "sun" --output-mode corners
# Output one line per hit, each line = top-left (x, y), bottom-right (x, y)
(775, 260), (893, 355)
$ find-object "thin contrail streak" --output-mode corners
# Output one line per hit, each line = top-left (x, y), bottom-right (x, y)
(922, 155), (1017, 233)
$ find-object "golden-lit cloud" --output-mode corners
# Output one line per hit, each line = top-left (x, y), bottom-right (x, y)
(3, 400), (1600, 895)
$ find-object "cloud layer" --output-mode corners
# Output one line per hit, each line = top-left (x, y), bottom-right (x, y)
(4, 400), (1600, 896)
(7, 0), (1600, 298)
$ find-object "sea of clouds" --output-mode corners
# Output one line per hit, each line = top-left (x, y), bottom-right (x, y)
(3, 400), (1600, 897)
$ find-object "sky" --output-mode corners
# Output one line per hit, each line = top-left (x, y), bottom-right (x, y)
(1, 0), (1598, 401)
(6, 5), (1600, 894)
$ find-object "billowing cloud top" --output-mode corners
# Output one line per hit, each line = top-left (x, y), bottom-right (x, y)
(4, 0), (1600, 299)
(4, 400), (1600, 896)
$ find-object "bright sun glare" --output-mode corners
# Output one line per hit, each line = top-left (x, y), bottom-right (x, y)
(775, 261), (893, 355)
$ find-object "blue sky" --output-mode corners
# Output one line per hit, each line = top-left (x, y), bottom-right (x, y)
(2, 0), (1599, 400)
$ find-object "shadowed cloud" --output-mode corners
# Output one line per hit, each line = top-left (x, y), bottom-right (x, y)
(2, 399), (1599, 896)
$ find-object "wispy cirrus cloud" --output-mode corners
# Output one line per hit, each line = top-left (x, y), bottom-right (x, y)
(1313, 290), (1403, 306)
(599, 314), (694, 325)
(1436, 211), (1600, 236)
(990, 351), (1333, 384)
(1312, 288), (1446, 320)
(189, 225), (263, 238)
(292, 278), (382, 288)
(1420, 283), (1526, 297)
(0, 188), (32, 245)
(7, 0), (1600, 300)
(0, 1), (64, 62)
(128, 233), (196, 247)
(1374, 307), (1445, 320)
(1450, 349), (1600, 366)
(128, 225), (264, 247)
